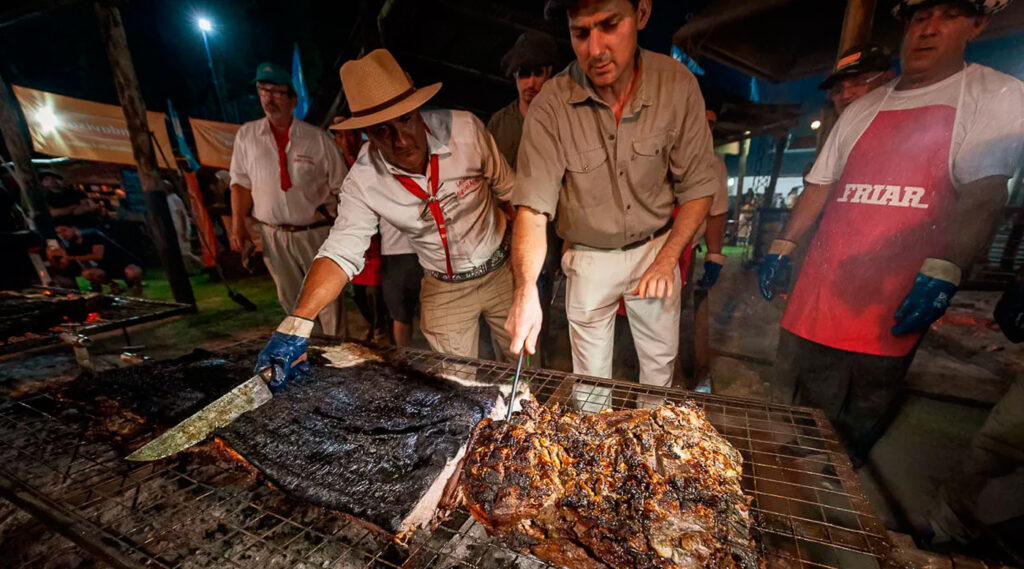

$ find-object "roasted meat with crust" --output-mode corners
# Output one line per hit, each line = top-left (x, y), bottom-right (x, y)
(460, 398), (758, 569)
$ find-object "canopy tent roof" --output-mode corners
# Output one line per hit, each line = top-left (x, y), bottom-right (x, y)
(673, 0), (1024, 82)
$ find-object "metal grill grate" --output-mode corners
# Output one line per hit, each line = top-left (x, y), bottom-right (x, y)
(0, 347), (894, 569)
(0, 287), (192, 355)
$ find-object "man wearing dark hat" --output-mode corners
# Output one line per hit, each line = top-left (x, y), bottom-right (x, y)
(229, 62), (348, 336)
(254, 50), (516, 389)
(759, 0), (1024, 464)
(507, 0), (719, 410)
(488, 31), (558, 169)
(819, 44), (895, 116)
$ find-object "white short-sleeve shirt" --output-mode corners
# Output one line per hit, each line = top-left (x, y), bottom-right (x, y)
(808, 64), (1024, 189)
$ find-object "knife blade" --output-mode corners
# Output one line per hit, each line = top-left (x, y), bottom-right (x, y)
(506, 350), (526, 421)
(126, 367), (275, 461)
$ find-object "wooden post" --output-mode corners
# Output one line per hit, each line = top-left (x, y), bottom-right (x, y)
(763, 133), (789, 208)
(732, 137), (750, 224)
(838, 0), (879, 56)
(95, 1), (195, 306)
(0, 70), (49, 223)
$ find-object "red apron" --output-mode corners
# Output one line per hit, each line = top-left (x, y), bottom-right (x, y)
(781, 99), (958, 357)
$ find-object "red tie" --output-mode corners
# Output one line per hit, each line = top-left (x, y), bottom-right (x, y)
(392, 154), (454, 281)
(271, 122), (292, 192)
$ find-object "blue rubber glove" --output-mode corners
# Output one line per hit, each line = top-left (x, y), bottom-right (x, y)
(759, 240), (797, 301)
(698, 254), (725, 289)
(255, 316), (314, 392)
(994, 281), (1024, 344)
(892, 258), (961, 336)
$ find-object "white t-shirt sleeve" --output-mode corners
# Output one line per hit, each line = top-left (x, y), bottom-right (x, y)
(229, 126), (251, 188)
(952, 74), (1024, 186)
(805, 125), (843, 186)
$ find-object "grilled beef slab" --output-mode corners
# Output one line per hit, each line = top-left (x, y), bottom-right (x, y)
(460, 398), (758, 569)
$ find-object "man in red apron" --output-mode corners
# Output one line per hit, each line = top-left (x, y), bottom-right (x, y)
(254, 50), (516, 389)
(759, 0), (1024, 465)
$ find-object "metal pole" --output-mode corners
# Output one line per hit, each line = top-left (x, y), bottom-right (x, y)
(201, 30), (227, 122)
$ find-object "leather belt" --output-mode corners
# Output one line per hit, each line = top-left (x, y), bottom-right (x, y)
(260, 219), (333, 233)
(425, 231), (511, 284)
(573, 222), (672, 252)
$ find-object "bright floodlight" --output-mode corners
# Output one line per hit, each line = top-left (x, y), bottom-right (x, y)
(728, 177), (736, 187)
(198, 18), (212, 32)
(37, 107), (59, 134)
(811, 120), (822, 130)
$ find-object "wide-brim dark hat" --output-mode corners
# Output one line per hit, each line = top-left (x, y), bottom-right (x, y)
(501, 31), (558, 76)
(818, 44), (893, 90)
(37, 170), (63, 181)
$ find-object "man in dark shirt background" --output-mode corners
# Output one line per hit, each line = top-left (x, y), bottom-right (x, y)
(49, 218), (143, 295)
(40, 171), (98, 228)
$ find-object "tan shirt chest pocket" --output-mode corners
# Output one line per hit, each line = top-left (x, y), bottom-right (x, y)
(564, 146), (611, 208)
(631, 131), (672, 195)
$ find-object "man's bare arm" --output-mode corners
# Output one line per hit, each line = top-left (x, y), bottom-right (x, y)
(704, 213), (726, 256)
(633, 196), (711, 299)
(291, 258), (350, 320)
(229, 184), (254, 251)
(779, 183), (831, 244)
(505, 207), (548, 354)
(948, 176), (1008, 270)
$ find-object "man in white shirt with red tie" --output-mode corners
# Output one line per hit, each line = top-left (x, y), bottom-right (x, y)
(758, 0), (1024, 465)
(230, 62), (348, 336)
(253, 50), (516, 388)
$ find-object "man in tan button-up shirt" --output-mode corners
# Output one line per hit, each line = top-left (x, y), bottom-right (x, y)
(506, 0), (717, 409)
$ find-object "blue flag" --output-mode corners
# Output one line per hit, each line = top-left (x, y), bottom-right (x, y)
(167, 99), (199, 171)
(292, 43), (309, 120)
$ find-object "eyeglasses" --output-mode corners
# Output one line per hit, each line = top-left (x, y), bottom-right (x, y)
(515, 67), (549, 80)
(829, 72), (886, 96)
(257, 85), (292, 98)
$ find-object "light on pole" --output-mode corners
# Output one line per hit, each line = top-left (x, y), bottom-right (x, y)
(197, 16), (226, 121)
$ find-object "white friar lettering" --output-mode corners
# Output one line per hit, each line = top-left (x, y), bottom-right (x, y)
(838, 183), (930, 209)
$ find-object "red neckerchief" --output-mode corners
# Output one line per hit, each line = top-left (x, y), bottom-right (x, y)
(270, 120), (292, 191)
(392, 154), (454, 281)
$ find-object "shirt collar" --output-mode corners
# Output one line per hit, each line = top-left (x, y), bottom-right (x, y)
(566, 48), (653, 114)
(259, 116), (296, 137)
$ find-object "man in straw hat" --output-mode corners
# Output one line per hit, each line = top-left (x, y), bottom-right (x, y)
(254, 49), (516, 389)
(506, 0), (719, 410)
(230, 62), (348, 336)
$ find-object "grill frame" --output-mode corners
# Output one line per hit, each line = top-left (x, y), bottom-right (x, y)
(0, 345), (895, 569)
(0, 287), (192, 355)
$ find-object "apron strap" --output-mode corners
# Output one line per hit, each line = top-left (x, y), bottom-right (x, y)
(392, 154), (454, 281)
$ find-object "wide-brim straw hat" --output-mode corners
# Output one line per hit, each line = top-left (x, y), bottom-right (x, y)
(331, 49), (442, 131)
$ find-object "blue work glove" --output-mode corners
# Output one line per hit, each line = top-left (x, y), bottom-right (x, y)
(892, 258), (961, 336)
(994, 280), (1024, 344)
(759, 240), (797, 301)
(255, 315), (314, 392)
(698, 254), (726, 289)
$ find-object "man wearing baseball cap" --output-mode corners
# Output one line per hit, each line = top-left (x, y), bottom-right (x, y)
(254, 50), (516, 388)
(759, 0), (1024, 464)
(507, 0), (719, 410)
(230, 62), (348, 336)
(818, 44), (896, 116)
(488, 31), (559, 169)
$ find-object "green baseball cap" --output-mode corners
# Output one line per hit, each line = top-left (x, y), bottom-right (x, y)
(254, 62), (291, 86)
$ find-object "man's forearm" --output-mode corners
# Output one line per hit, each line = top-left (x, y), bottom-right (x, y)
(781, 183), (831, 242)
(292, 258), (349, 320)
(948, 176), (1009, 270)
(230, 184), (254, 229)
(511, 207), (548, 291)
(653, 196), (711, 265)
(704, 213), (726, 255)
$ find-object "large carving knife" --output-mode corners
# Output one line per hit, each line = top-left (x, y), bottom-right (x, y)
(126, 367), (275, 461)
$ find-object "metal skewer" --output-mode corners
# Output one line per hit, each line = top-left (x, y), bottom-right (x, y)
(506, 350), (526, 421)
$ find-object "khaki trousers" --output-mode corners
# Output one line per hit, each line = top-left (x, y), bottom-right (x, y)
(258, 224), (342, 337)
(562, 233), (681, 411)
(419, 262), (514, 361)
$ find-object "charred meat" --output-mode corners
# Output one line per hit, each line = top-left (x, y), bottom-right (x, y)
(0, 291), (112, 345)
(460, 398), (758, 569)
(217, 360), (508, 538)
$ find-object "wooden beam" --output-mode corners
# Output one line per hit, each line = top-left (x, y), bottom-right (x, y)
(838, 0), (879, 56)
(0, 70), (48, 221)
(94, 1), (195, 306)
(672, 0), (797, 45)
